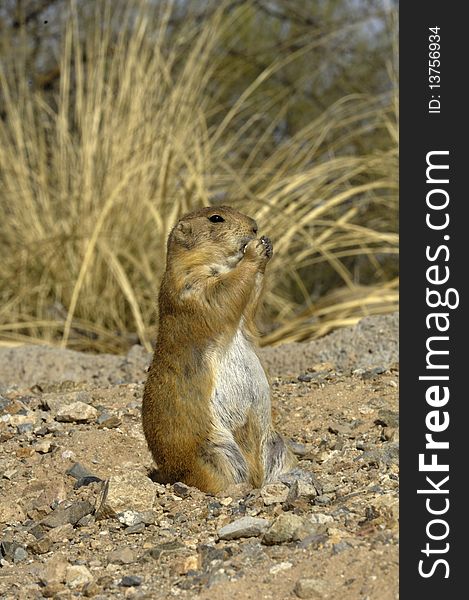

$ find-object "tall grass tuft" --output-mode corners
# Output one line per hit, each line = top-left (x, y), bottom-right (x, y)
(0, 1), (398, 352)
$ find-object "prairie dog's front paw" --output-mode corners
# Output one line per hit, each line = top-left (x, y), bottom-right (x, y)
(259, 235), (273, 258)
(244, 236), (273, 263)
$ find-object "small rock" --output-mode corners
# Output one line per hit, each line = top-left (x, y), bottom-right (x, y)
(173, 481), (191, 498)
(309, 513), (334, 524)
(15, 446), (35, 458)
(0, 541), (28, 563)
(124, 522), (145, 534)
(328, 422), (354, 437)
(314, 494), (333, 505)
(82, 581), (101, 597)
(2, 468), (17, 480)
(66, 462), (95, 480)
(173, 554), (199, 575)
(48, 523), (75, 542)
(297, 533), (328, 550)
(119, 575), (143, 587)
(17, 422), (34, 434)
(34, 440), (54, 454)
(360, 442), (399, 467)
(41, 582), (66, 597)
(74, 476), (102, 489)
(133, 509), (156, 525)
(279, 469), (322, 494)
(286, 480), (318, 503)
(56, 401), (97, 423)
(77, 514), (95, 527)
(294, 577), (328, 599)
(117, 510), (145, 527)
(107, 547), (137, 565)
(38, 557), (69, 585)
(41, 500), (94, 528)
(375, 408), (399, 428)
(28, 535), (53, 554)
(94, 472), (157, 518)
(261, 483), (289, 506)
(198, 544), (231, 570)
(382, 427), (399, 442)
(270, 561), (293, 575)
(65, 564), (93, 588)
(0, 503), (25, 524)
(297, 370), (330, 382)
(61, 450), (76, 460)
(361, 367), (386, 379)
(218, 516), (269, 540)
(148, 540), (185, 559)
(97, 412), (121, 429)
(262, 513), (305, 545)
(332, 541), (351, 554)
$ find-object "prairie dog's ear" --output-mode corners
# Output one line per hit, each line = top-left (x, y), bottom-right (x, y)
(170, 220), (193, 248)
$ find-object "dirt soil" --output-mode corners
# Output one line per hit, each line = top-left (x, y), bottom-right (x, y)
(0, 314), (399, 600)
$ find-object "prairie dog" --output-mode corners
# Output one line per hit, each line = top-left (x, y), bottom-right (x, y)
(142, 206), (296, 493)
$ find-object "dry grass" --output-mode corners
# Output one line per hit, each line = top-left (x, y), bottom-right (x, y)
(0, 1), (398, 352)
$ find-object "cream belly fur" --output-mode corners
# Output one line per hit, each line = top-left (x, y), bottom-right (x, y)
(209, 326), (271, 483)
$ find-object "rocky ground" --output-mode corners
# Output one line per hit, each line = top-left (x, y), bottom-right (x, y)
(0, 314), (399, 600)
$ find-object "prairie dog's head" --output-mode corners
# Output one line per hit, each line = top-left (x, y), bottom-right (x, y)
(167, 206), (259, 265)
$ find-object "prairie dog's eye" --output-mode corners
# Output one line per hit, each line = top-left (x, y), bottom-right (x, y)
(208, 214), (225, 223)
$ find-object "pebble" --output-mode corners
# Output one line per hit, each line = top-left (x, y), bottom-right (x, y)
(173, 481), (191, 498)
(33, 440), (54, 454)
(332, 541), (351, 554)
(309, 513), (334, 524)
(66, 462), (98, 480)
(286, 480), (318, 503)
(360, 442), (399, 467)
(62, 450), (76, 460)
(376, 408), (399, 428)
(107, 547), (137, 564)
(41, 500), (94, 528)
(148, 540), (185, 559)
(0, 540), (28, 563)
(55, 401), (98, 423)
(124, 522), (145, 534)
(65, 564), (93, 588)
(262, 513), (305, 545)
(314, 494), (333, 505)
(279, 469), (322, 494)
(74, 475), (103, 489)
(94, 472), (157, 518)
(48, 523), (75, 542)
(270, 561), (293, 575)
(82, 581), (101, 597)
(218, 516), (269, 540)
(294, 577), (328, 599)
(2, 468), (17, 480)
(198, 544), (231, 570)
(17, 422), (34, 434)
(260, 483), (289, 505)
(38, 557), (69, 584)
(117, 510), (145, 527)
(97, 412), (122, 429)
(119, 575), (143, 587)
(28, 535), (53, 554)
(41, 582), (66, 597)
